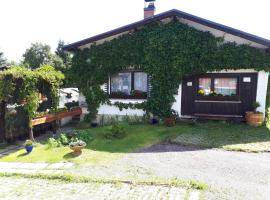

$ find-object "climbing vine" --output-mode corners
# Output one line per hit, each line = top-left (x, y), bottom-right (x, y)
(0, 65), (64, 140)
(70, 21), (270, 119)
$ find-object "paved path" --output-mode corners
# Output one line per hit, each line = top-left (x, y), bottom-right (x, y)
(71, 144), (270, 200)
(0, 177), (199, 200)
(0, 162), (73, 174)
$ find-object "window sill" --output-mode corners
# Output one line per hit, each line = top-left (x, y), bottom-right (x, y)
(109, 95), (147, 100)
(196, 95), (239, 101)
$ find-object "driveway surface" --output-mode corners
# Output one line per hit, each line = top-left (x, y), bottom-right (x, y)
(73, 144), (270, 200)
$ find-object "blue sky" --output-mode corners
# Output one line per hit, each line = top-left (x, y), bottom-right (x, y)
(0, 0), (269, 62)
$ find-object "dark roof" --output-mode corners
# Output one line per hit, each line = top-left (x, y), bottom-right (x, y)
(63, 9), (270, 51)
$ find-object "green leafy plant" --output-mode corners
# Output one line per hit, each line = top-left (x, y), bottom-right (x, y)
(253, 101), (261, 113)
(69, 140), (86, 147)
(47, 138), (61, 148)
(24, 139), (33, 146)
(105, 124), (127, 139)
(58, 133), (69, 145)
(76, 130), (94, 144)
(69, 21), (270, 120)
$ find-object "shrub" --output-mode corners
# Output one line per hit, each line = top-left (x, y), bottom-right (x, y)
(24, 139), (33, 146)
(105, 124), (126, 139)
(58, 133), (69, 145)
(69, 140), (86, 147)
(47, 138), (61, 148)
(76, 130), (94, 144)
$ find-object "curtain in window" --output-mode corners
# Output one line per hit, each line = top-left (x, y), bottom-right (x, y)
(199, 78), (211, 95)
(111, 73), (131, 94)
(134, 72), (147, 92)
(214, 78), (237, 96)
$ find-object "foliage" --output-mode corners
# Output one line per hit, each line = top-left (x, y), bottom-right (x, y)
(252, 101), (261, 112)
(47, 138), (61, 148)
(70, 21), (270, 119)
(24, 139), (33, 146)
(76, 130), (94, 144)
(58, 133), (69, 145)
(69, 140), (86, 147)
(0, 51), (6, 68)
(22, 43), (65, 71)
(0, 65), (64, 140)
(105, 124), (127, 139)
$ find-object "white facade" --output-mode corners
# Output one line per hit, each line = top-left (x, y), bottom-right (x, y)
(83, 70), (268, 117)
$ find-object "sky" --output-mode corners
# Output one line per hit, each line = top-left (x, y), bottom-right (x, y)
(0, 0), (270, 62)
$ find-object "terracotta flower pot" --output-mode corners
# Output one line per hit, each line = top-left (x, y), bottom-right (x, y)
(69, 144), (86, 155)
(164, 117), (175, 127)
(246, 112), (264, 126)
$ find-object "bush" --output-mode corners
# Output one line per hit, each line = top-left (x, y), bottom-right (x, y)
(58, 133), (69, 145)
(76, 130), (94, 144)
(105, 124), (126, 139)
(47, 138), (61, 148)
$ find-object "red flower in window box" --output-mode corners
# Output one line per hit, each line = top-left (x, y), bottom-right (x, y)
(131, 90), (147, 98)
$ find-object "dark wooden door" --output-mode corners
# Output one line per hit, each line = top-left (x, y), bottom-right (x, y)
(181, 77), (196, 115)
(181, 73), (258, 116)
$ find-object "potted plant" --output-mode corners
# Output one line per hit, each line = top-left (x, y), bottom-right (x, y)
(69, 140), (86, 155)
(164, 110), (176, 127)
(149, 113), (159, 125)
(24, 139), (34, 153)
(246, 102), (264, 126)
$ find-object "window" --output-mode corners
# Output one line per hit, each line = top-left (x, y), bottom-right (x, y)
(198, 78), (211, 95)
(214, 78), (237, 96)
(197, 76), (238, 98)
(134, 72), (147, 92)
(110, 71), (148, 98)
(111, 73), (132, 95)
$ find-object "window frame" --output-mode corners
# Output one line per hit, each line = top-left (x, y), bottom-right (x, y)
(196, 74), (240, 101)
(109, 70), (148, 99)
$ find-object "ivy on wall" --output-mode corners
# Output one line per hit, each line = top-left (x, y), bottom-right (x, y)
(69, 21), (270, 119)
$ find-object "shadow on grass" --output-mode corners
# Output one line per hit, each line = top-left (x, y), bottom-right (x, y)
(17, 152), (29, 157)
(63, 152), (81, 159)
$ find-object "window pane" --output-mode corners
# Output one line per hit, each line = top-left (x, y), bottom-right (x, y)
(199, 78), (211, 95)
(111, 73), (131, 94)
(134, 72), (147, 92)
(214, 78), (237, 96)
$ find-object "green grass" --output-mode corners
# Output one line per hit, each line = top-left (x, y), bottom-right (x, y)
(0, 124), (182, 164)
(1, 121), (270, 164)
(0, 172), (208, 190)
(172, 121), (270, 152)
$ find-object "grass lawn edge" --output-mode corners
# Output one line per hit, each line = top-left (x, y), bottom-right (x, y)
(0, 172), (208, 190)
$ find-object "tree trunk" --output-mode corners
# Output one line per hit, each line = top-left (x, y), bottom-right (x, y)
(29, 126), (35, 142)
(0, 101), (6, 142)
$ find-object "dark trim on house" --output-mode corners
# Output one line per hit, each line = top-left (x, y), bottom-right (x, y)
(63, 9), (270, 51)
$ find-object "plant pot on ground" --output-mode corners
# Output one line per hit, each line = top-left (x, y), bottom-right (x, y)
(164, 116), (175, 127)
(24, 139), (33, 153)
(69, 140), (86, 155)
(245, 102), (264, 126)
(150, 116), (159, 125)
(90, 118), (98, 128)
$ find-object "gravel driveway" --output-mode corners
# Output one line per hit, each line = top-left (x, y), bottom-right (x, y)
(72, 144), (270, 200)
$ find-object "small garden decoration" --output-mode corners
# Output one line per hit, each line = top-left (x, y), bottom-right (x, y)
(246, 102), (264, 126)
(24, 139), (34, 153)
(69, 140), (86, 155)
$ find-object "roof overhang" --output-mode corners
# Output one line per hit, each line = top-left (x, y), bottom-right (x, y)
(63, 9), (270, 51)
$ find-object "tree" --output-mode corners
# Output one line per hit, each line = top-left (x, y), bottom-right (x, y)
(55, 40), (72, 69)
(22, 43), (65, 70)
(0, 51), (7, 69)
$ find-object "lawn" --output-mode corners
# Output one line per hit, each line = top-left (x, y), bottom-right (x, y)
(0, 124), (182, 164)
(1, 121), (270, 164)
(172, 121), (270, 152)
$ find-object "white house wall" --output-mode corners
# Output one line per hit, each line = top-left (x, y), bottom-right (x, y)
(256, 71), (269, 115)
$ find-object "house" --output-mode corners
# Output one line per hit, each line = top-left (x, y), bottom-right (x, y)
(64, 1), (270, 120)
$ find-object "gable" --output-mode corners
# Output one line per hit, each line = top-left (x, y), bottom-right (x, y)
(63, 9), (270, 51)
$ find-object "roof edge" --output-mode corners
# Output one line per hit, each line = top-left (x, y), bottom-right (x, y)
(63, 9), (270, 51)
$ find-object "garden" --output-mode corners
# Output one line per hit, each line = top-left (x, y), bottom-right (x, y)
(1, 119), (270, 165)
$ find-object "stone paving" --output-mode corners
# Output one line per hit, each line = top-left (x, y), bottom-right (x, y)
(0, 177), (199, 200)
(0, 162), (73, 174)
